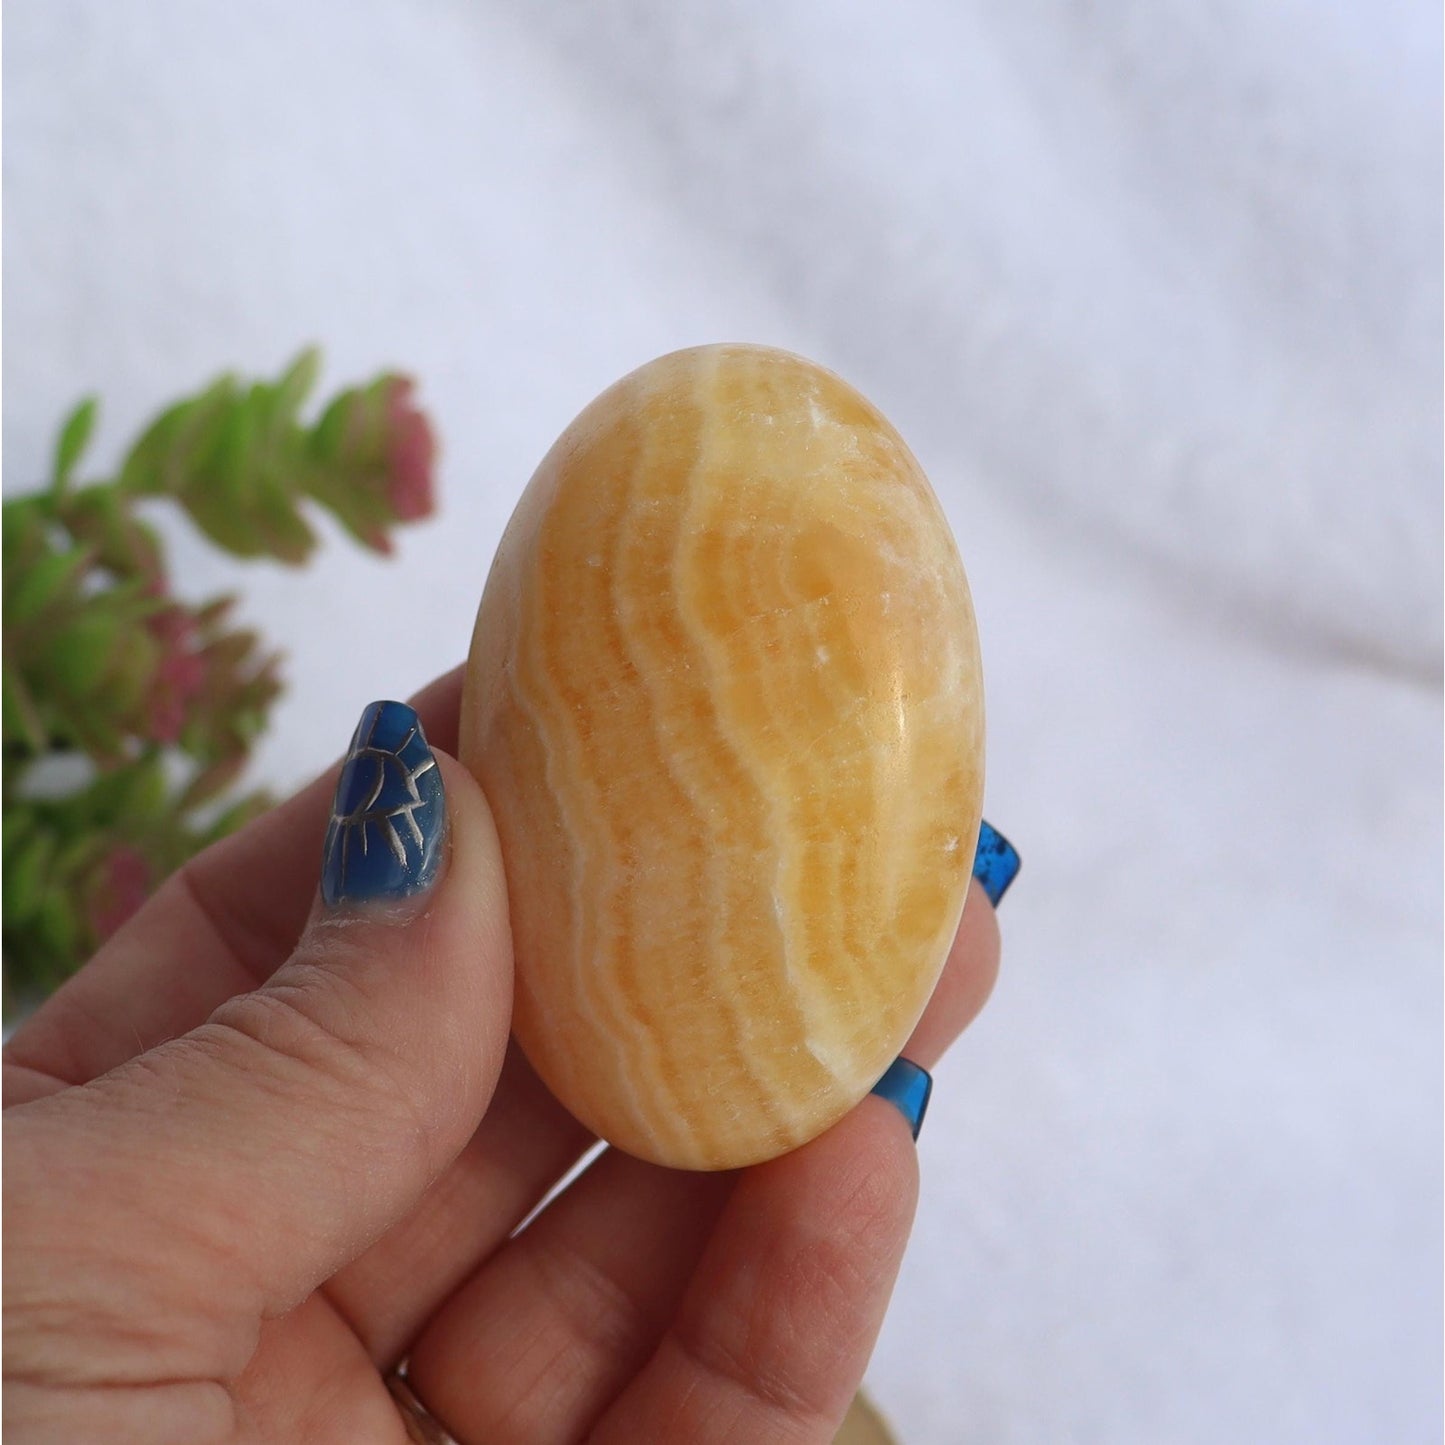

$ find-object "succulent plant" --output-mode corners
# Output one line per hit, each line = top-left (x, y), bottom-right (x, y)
(2, 349), (437, 1015)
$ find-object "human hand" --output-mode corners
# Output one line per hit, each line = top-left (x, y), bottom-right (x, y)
(3, 667), (1010, 1443)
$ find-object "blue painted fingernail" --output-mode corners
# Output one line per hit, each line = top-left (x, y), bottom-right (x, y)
(871, 1057), (933, 1140)
(972, 819), (1020, 906)
(321, 701), (446, 906)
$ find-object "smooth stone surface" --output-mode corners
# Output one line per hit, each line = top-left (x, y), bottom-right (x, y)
(462, 344), (984, 1169)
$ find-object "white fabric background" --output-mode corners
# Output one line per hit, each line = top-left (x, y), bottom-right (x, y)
(5, 2), (1440, 1440)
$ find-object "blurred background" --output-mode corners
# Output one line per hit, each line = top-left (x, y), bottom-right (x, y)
(4, 2), (1440, 1440)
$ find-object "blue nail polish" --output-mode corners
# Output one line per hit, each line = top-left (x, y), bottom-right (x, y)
(972, 819), (1020, 906)
(321, 701), (446, 906)
(870, 1057), (933, 1140)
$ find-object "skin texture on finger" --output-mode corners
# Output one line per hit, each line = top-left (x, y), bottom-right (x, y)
(904, 878), (1000, 1070)
(229, 1295), (411, 1443)
(2, 667), (468, 1106)
(402, 878), (1001, 1444)
(406, 1149), (735, 1444)
(2, 663), (595, 1394)
(0, 1380), (235, 1445)
(324, 1043), (593, 1365)
(1, 662), (599, 1358)
(4, 750), (511, 1387)
(1, 774), (326, 1106)
(4, 637), (1002, 1440)
(591, 1097), (920, 1445)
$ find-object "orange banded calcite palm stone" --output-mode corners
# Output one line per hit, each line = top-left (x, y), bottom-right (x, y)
(461, 345), (984, 1170)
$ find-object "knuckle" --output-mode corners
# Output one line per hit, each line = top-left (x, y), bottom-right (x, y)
(207, 982), (368, 1096)
(526, 1231), (652, 1361)
(199, 964), (435, 1177)
(666, 1309), (830, 1434)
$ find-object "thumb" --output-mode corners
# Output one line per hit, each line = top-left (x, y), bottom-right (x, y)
(34, 701), (514, 1322)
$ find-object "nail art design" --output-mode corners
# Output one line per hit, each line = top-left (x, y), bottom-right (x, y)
(972, 819), (1020, 906)
(321, 701), (445, 906)
(870, 1057), (933, 1140)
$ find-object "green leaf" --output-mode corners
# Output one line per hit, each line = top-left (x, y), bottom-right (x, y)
(275, 347), (322, 417)
(69, 707), (127, 763)
(3, 494), (48, 555)
(119, 377), (237, 497)
(212, 388), (257, 498)
(2, 807), (38, 868)
(2, 661), (49, 753)
(34, 889), (80, 969)
(60, 484), (162, 583)
(44, 613), (123, 696)
(5, 545), (91, 621)
(111, 751), (171, 825)
(52, 828), (103, 876)
(307, 390), (350, 464)
(2, 830), (56, 923)
(170, 392), (274, 558)
(198, 626), (262, 674)
(252, 472), (317, 564)
(192, 594), (237, 629)
(51, 397), (99, 497)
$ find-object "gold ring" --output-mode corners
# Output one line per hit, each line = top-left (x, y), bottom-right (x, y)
(385, 1370), (459, 1445)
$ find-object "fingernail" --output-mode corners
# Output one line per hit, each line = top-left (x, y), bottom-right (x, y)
(321, 701), (446, 907)
(870, 1057), (933, 1140)
(972, 819), (1020, 906)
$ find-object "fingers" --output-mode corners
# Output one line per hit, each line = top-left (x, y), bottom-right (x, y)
(2, 667), (465, 1102)
(590, 1098), (918, 1444)
(4, 664), (604, 1374)
(6, 710), (513, 1347)
(322, 1043), (593, 1364)
(902, 875), (1000, 1068)
(327, 881), (997, 1378)
(405, 1149), (735, 1442)
(401, 878), (1001, 1443)
(586, 868), (1008, 1444)
(226, 1296), (411, 1443)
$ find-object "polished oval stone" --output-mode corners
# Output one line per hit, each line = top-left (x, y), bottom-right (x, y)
(461, 344), (984, 1170)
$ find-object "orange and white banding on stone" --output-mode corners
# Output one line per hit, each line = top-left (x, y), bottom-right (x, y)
(462, 344), (984, 1171)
